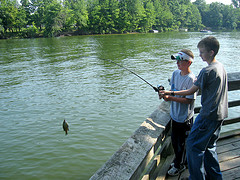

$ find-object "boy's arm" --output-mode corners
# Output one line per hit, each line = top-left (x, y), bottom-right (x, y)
(162, 95), (193, 104)
(160, 85), (199, 96)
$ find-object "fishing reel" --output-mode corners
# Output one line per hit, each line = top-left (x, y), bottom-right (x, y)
(157, 85), (165, 100)
(157, 85), (165, 91)
(153, 85), (165, 92)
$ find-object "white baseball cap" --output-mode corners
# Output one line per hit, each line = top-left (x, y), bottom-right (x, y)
(171, 52), (193, 62)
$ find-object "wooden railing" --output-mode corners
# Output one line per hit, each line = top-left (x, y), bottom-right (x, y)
(90, 72), (240, 180)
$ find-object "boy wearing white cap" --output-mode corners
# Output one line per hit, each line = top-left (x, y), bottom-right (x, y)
(160, 49), (197, 176)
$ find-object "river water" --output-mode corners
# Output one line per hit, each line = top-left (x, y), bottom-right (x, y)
(0, 32), (239, 179)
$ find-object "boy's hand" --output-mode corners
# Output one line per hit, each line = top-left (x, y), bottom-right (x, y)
(158, 92), (171, 101)
(162, 95), (171, 101)
(158, 92), (164, 99)
(159, 90), (171, 95)
(159, 90), (173, 101)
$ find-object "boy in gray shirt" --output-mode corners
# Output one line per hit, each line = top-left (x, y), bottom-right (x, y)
(161, 36), (228, 180)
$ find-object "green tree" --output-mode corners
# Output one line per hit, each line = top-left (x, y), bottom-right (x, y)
(65, 0), (88, 33)
(0, 18), (3, 36)
(140, 0), (155, 32)
(222, 5), (237, 29)
(119, 0), (145, 32)
(107, 0), (120, 33)
(43, 0), (62, 37)
(130, 0), (145, 32)
(31, 1), (45, 31)
(87, 0), (104, 34)
(98, 0), (120, 34)
(20, 0), (32, 25)
(0, 0), (17, 32)
(194, 0), (238, 30)
(55, 7), (75, 32)
(233, 7), (240, 29)
(232, 0), (240, 8)
(183, 3), (202, 30)
(118, 0), (132, 33)
(193, 0), (209, 28)
(206, 3), (224, 29)
(168, 0), (183, 29)
(153, 0), (173, 31)
(14, 6), (27, 32)
(88, 0), (120, 34)
(25, 22), (38, 38)
(1, 0), (240, 38)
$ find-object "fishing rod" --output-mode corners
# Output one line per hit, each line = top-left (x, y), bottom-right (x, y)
(102, 58), (164, 92)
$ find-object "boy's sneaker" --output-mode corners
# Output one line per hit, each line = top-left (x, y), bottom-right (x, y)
(168, 165), (186, 176)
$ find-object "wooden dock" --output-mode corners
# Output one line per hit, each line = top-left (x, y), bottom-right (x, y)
(90, 72), (240, 180)
(165, 134), (240, 180)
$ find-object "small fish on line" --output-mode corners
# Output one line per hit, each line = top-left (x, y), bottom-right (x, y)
(63, 119), (69, 135)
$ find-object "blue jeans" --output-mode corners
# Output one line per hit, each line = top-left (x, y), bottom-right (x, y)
(186, 114), (223, 180)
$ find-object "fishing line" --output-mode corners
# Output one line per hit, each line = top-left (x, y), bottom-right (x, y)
(102, 58), (164, 92)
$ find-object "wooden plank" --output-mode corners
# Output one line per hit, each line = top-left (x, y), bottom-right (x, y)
(228, 72), (240, 91)
(195, 101), (240, 115)
(222, 166), (240, 180)
(217, 139), (240, 154)
(229, 100), (240, 108)
(154, 155), (175, 180)
(217, 135), (240, 146)
(218, 148), (240, 163)
(220, 156), (240, 172)
(220, 129), (240, 139)
(228, 80), (240, 91)
(223, 117), (240, 125)
(217, 138), (240, 152)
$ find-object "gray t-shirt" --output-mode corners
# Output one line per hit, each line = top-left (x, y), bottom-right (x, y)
(170, 70), (196, 123)
(194, 61), (228, 120)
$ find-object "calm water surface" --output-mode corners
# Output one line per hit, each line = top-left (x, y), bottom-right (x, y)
(0, 32), (239, 179)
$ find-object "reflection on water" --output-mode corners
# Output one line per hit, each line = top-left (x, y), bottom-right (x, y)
(0, 32), (239, 179)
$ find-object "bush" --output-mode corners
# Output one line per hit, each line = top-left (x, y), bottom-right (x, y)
(24, 23), (39, 38)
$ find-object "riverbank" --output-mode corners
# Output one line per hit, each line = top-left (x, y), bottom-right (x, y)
(1, 28), (238, 40)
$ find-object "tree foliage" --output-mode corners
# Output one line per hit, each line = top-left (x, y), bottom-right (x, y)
(232, 0), (240, 8)
(0, 0), (240, 38)
(194, 0), (240, 30)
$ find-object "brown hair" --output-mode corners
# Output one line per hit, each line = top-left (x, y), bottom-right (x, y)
(181, 49), (194, 59)
(197, 36), (220, 56)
